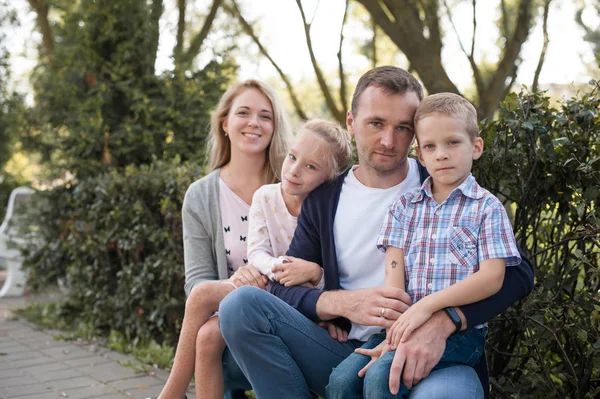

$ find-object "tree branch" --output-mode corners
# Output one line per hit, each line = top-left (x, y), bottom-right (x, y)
(174, 0), (186, 72)
(338, 0), (349, 112)
(481, 0), (534, 119)
(226, 1), (307, 121)
(181, 0), (223, 68)
(149, 0), (163, 73)
(471, 0), (477, 57)
(28, 0), (54, 57)
(356, 0), (460, 95)
(532, 0), (551, 92)
(500, 0), (510, 39)
(295, 0), (344, 124)
(443, 0), (484, 99)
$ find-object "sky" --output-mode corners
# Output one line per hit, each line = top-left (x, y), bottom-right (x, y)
(7, 0), (600, 100)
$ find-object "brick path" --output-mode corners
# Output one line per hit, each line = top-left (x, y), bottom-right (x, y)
(0, 296), (196, 399)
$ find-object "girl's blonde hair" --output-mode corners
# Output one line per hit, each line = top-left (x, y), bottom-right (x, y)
(207, 80), (292, 184)
(298, 119), (353, 181)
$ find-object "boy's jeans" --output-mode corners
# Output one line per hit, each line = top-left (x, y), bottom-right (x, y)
(326, 328), (486, 399)
(219, 286), (483, 399)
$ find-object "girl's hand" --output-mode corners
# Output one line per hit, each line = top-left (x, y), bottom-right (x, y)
(355, 339), (394, 377)
(318, 321), (348, 342)
(272, 256), (322, 287)
(230, 264), (269, 289)
(388, 301), (433, 347)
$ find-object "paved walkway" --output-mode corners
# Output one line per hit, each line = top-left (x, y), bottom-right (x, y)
(0, 296), (196, 399)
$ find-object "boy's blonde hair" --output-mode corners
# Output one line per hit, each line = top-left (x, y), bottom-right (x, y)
(207, 80), (292, 184)
(414, 93), (479, 141)
(298, 119), (353, 181)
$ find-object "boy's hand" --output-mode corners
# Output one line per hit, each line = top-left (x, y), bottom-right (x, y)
(355, 339), (394, 378)
(388, 301), (433, 347)
(318, 321), (348, 342)
(272, 256), (322, 287)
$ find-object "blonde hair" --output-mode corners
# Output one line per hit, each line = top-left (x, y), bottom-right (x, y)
(414, 93), (479, 141)
(207, 80), (292, 184)
(298, 119), (353, 181)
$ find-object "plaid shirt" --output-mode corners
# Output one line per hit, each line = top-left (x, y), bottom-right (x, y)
(377, 174), (521, 304)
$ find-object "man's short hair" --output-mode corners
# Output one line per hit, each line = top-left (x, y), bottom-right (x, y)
(414, 92), (479, 141)
(351, 66), (424, 116)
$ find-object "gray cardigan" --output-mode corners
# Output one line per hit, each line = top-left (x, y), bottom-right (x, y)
(182, 168), (229, 296)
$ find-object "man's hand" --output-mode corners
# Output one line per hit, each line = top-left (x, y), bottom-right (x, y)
(318, 321), (348, 342)
(316, 287), (411, 328)
(387, 310), (455, 394)
(272, 256), (322, 287)
(230, 264), (269, 289)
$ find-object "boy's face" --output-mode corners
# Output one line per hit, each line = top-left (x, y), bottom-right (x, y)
(416, 113), (483, 195)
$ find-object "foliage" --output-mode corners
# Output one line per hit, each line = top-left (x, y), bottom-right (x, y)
(22, 160), (204, 344)
(475, 81), (600, 398)
(0, 0), (22, 171)
(20, 0), (235, 180)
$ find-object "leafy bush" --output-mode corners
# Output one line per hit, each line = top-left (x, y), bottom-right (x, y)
(23, 159), (204, 344)
(476, 81), (600, 398)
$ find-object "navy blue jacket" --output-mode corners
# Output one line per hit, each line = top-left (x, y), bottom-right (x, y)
(268, 164), (534, 397)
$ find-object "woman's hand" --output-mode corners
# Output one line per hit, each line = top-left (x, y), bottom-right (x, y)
(230, 264), (269, 289)
(355, 339), (394, 377)
(271, 256), (322, 287)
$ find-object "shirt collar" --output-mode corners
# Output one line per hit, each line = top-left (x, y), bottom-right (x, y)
(412, 174), (483, 203)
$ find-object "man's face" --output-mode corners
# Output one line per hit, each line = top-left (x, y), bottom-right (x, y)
(347, 86), (420, 175)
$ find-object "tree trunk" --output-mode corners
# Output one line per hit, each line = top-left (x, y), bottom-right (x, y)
(28, 0), (54, 58)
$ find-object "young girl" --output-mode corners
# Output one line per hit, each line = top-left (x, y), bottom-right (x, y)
(247, 119), (353, 289)
(159, 119), (352, 399)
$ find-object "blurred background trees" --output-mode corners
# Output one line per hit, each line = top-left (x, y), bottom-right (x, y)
(1, 1), (598, 398)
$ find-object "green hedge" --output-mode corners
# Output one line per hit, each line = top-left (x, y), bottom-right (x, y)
(23, 159), (204, 343)
(22, 82), (600, 398)
(475, 83), (599, 398)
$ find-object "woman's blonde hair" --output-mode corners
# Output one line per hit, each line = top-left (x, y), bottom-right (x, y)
(298, 119), (353, 181)
(207, 80), (292, 184)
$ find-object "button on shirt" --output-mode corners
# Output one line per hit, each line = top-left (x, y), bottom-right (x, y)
(377, 174), (521, 304)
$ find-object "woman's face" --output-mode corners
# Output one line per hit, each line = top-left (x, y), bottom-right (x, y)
(222, 88), (275, 158)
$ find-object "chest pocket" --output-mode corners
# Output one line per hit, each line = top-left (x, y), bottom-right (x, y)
(449, 226), (479, 270)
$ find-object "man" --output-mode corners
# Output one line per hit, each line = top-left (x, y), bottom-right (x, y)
(219, 66), (534, 399)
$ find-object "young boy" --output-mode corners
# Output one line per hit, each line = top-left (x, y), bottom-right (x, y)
(326, 93), (522, 398)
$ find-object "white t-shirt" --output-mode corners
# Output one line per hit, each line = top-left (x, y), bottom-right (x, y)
(334, 159), (421, 341)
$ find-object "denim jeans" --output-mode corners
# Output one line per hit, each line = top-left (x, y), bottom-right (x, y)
(326, 328), (486, 399)
(219, 286), (362, 398)
(219, 286), (483, 399)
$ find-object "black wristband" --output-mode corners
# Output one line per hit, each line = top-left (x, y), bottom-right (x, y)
(443, 307), (462, 332)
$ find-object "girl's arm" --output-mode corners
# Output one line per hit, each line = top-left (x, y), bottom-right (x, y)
(247, 190), (281, 280)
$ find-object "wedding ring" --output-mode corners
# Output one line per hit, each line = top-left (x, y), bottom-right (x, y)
(380, 307), (385, 317)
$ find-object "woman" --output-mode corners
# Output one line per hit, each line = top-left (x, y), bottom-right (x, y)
(158, 79), (292, 399)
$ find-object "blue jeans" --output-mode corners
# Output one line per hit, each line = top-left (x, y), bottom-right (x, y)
(326, 329), (486, 399)
(222, 346), (251, 399)
(219, 287), (483, 399)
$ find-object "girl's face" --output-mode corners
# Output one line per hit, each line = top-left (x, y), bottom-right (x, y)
(281, 129), (331, 197)
(222, 88), (274, 157)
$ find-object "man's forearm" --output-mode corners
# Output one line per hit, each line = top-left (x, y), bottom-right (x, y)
(315, 290), (347, 320)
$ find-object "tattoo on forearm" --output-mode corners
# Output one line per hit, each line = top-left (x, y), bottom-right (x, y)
(391, 260), (397, 269)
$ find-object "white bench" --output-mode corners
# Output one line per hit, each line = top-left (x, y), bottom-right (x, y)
(0, 186), (34, 297)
